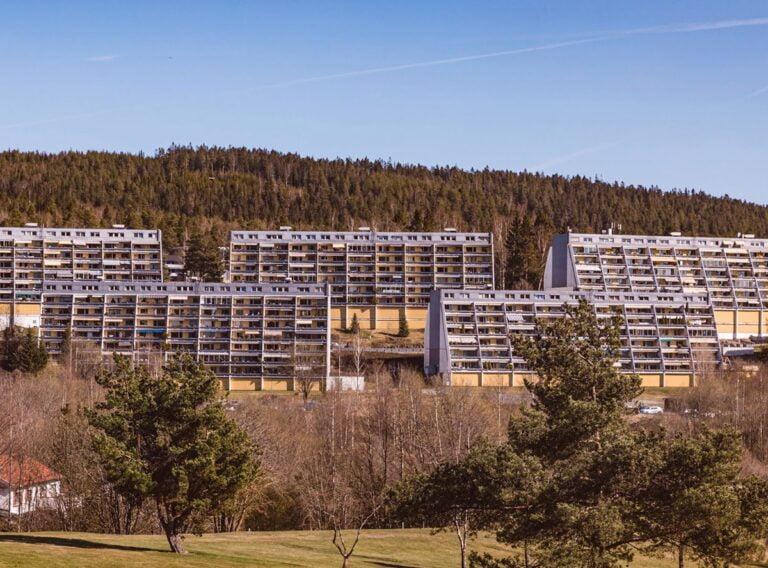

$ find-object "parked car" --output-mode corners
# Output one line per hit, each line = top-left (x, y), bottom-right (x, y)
(638, 405), (663, 415)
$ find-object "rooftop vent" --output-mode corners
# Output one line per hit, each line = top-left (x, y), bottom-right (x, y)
(112, 224), (125, 229)
(669, 231), (682, 237)
(743, 233), (755, 239)
(24, 222), (38, 228)
(357, 226), (371, 231)
(279, 226), (293, 231)
(444, 227), (457, 232)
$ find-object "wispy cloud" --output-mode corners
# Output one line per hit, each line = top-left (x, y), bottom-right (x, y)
(229, 16), (768, 94)
(3, 16), (767, 131)
(229, 37), (605, 96)
(83, 54), (117, 63)
(628, 16), (768, 35)
(744, 83), (768, 100)
(530, 143), (616, 171)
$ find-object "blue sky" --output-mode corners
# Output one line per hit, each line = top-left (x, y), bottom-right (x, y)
(1, 1), (767, 203)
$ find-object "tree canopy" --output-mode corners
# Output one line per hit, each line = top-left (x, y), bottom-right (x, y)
(1, 146), (767, 289)
(87, 354), (260, 554)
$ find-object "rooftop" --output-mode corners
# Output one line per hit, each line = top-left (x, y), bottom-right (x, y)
(0, 455), (61, 488)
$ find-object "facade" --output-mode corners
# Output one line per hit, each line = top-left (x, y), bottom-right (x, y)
(228, 228), (494, 332)
(425, 289), (721, 388)
(544, 232), (768, 340)
(1, 224), (761, 390)
(36, 281), (331, 391)
(0, 455), (62, 517)
(0, 225), (163, 328)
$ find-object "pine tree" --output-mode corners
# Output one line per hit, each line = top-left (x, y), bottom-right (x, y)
(350, 313), (360, 334)
(504, 217), (540, 289)
(640, 429), (768, 567)
(0, 326), (18, 370)
(87, 354), (260, 554)
(498, 300), (650, 567)
(184, 232), (224, 282)
(397, 310), (410, 338)
(6, 328), (48, 375)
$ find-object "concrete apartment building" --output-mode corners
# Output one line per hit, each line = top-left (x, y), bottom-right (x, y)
(38, 281), (331, 391)
(424, 289), (721, 388)
(0, 224), (163, 328)
(544, 232), (768, 340)
(3, 224), (763, 391)
(228, 228), (494, 332)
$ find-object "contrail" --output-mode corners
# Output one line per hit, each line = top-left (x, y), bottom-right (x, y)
(744, 83), (768, 100)
(224, 16), (768, 95)
(2, 16), (767, 130)
(228, 37), (606, 95)
(83, 54), (118, 62)
(629, 16), (768, 34)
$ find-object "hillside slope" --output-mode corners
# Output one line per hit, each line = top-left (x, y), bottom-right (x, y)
(2, 145), (766, 285)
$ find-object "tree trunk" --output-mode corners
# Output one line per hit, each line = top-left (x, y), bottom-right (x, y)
(524, 540), (531, 568)
(157, 503), (187, 554)
(166, 531), (187, 555)
(678, 543), (684, 568)
(454, 515), (467, 568)
(342, 555), (351, 568)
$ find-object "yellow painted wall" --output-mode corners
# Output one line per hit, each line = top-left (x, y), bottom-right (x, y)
(339, 307), (375, 330)
(482, 374), (511, 387)
(714, 310), (736, 338)
(229, 378), (259, 391)
(406, 307), (427, 331)
(0, 304), (10, 315)
(331, 307), (345, 329)
(511, 373), (528, 387)
(262, 379), (290, 391)
(375, 307), (402, 333)
(738, 310), (761, 337)
(332, 305), (427, 332)
(451, 373), (481, 387)
(664, 374), (693, 387)
(15, 304), (41, 316)
(638, 373), (664, 387)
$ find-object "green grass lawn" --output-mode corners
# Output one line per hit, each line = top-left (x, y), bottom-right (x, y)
(0, 529), (712, 568)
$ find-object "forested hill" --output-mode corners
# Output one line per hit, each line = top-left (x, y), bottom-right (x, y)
(1, 145), (766, 253)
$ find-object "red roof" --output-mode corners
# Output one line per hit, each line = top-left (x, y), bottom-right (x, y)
(0, 455), (61, 488)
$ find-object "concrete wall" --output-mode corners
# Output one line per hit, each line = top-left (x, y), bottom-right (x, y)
(332, 306), (427, 333)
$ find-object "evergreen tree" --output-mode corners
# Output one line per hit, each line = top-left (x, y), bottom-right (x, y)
(184, 232), (224, 282)
(496, 300), (653, 567)
(87, 354), (260, 554)
(5, 327), (48, 375)
(504, 217), (540, 289)
(639, 428), (768, 567)
(397, 310), (410, 338)
(0, 326), (18, 370)
(393, 442), (541, 568)
(350, 313), (360, 335)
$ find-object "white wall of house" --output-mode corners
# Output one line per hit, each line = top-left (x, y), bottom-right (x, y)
(0, 480), (61, 517)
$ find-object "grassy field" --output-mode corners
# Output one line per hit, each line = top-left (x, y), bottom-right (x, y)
(0, 529), (702, 567)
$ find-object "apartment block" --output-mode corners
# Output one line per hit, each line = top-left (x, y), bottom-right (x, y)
(544, 232), (768, 340)
(0, 225), (163, 327)
(425, 289), (721, 388)
(229, 228), (494, 332)
(37, 281), (331, 391)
